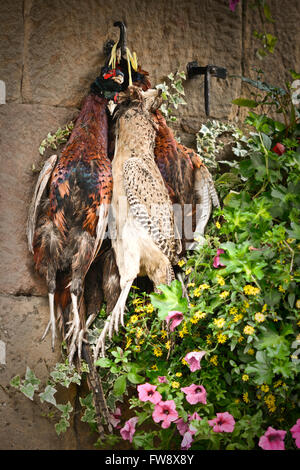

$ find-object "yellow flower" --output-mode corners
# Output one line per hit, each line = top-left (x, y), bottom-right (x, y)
(242, 374), (249, 382)
(151, 365), (158, 371)
(182, 358), (188, 366)
(264, 393), (276, 412)
(161, 330), (167, 339)
(176, 372), (182, 377)
(146, 303), (154, 314)
(229, 307), (238, 315)
(254, 312), (266, 323)
(247, 348), (255, 355)
(262, 304), (268, 312)
(187, 282), (195, 288)
(171, 381), (180, 389)
(217, 275), (225, 286)
(135, 345), (141, 352)
(165, 341), (171, 350)
(216, 221), (221, 229)
(209, 355), (218, 366)
(219, 291), (229, 299)
(185, 267), (192, 275)
(243, 285), (260, 296)
(199, 283), (210, 290)
(296, 299), (300, 309)
(153, 346), (163, 357)
(206, 334), (212, 345)
(261, 384), (269, 393)
(125, 338), (132, 349)
(136, 328), (143, 339)
(243, 392), (250, 403)
(238, 336), (244, 343)
(214, 318), (225, 328)
(217, 333), (227, 344)
(244, 325), (255, 335)
(132, 298), (143, 305)
(235, 398), (240, 404)
(243, 300), (250, 309)
(274, 380), (282, 389)
(130, 315), (139, 323)
(193, 287), (201, 297)
(196, 311), (206, 319)
(278, 285), (285, 293)
(233, 314), (243, 322)
(178, 259), (185, 267)
(286, 238), (295, 244)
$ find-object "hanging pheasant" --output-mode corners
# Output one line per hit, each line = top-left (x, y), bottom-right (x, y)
(95, 86), (181, 358)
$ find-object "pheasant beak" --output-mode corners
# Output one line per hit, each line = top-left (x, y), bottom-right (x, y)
(107, 100), (117, 115)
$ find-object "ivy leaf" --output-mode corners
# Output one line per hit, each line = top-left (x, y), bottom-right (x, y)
(56, 402), (73, 419)
(39, 385), (57, 406)
(55, 417), (70, 436)
(263, 3), (274, 22)
(232, 98), (258, 108)
(24, 367), (41, 389)
(150, 280), (188, 320)
(20, 383), (36, 400)
(113, 375), (127, 396)
(10, 375), (21, 389)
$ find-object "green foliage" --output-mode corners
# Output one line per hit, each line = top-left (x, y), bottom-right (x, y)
(96, 74), (300, 450)
(232, 71), (300, 132)
(10, 361), (80, 436)
(156, 71), (187, 124)
(150, 280), (188, 320)
(39, 121), (74, 155)
(195, 120), (240, 170)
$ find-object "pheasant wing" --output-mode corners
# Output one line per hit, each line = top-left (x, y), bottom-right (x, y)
(27, 154), (58, 253)
(123, 157), (180, 261)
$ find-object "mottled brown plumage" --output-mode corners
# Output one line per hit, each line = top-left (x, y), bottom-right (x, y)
(95, 87), (180, 357)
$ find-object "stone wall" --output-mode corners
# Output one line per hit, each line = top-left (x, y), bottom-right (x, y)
(0, 0), (299, 450)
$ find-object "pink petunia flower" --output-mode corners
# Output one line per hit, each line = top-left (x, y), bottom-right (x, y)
(152, 400), (179, 429)
(120, 417), (139, 443)
(181, 384), (207, 405)
(213, 249), (225, 268)
(175, 418), (190, 436)
(165, 311), (183, 331)
(137, 383), (162, 404)
(181, 431), (194, 450)
(229, 0), (240, 11)
(258, 426), (286, 450)
(290, 419), (300, 449)
(184, 351), (206, 372)
(176, 412), (202, 437)
(208, 412), (235, 433)
(109, 407), (122, 428)
(158, 376), (168, 384)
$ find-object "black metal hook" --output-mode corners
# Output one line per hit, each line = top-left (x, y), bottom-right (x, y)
(187, 62), (227, 116)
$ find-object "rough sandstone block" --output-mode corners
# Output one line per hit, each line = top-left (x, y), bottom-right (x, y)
(0, 0), (23, 103)
(23, 0), (243, 125)
(0, 103), (78, 296)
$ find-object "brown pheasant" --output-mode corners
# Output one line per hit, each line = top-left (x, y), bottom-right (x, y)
(95, 86), (181, 358)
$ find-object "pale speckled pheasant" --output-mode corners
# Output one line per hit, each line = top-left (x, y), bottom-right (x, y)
(94, 86), (181, 358)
